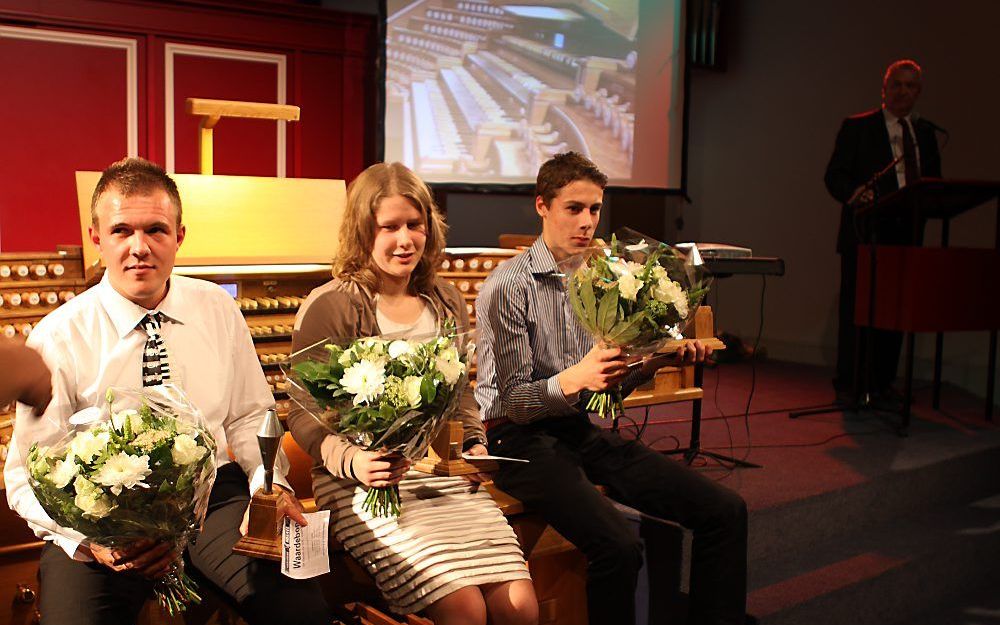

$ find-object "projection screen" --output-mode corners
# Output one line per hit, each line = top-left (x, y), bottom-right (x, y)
(383, 0), (686, 189)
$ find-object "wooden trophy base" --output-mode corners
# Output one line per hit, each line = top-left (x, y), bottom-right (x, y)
(413, 420), (497, 476)
(232, 491), (282, 561)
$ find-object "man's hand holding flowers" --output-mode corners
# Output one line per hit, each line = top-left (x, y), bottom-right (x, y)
(558, 343), (631, 400)
(82, 538), (177, 579)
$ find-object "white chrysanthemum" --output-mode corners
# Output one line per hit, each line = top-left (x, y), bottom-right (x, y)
(48, 456), (80, 489)
(341, 359), (386, 405)
(93, 452), (151, 496)
(403, 376), (424, 407)
(171, 434), (208, 465)
(73, 476), (114, 519)
(435, 346), (465, 386)
(69, 430), (111, 464)
(617, 272), (643, 301)
(388, 340), (414, 359)
(653, 277), (689, 319)
(650, 265), (668, 281)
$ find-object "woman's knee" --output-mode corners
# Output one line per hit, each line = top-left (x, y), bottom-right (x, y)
(486, 579), (539, 625)
(425, 586), (488, 625)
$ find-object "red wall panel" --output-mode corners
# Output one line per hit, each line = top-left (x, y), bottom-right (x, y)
(340, 55), (369, 184)
(0, 1), (375, 253)
(169, 49), (281, 176)
(0, 31), (136, 250)
(297, 52), (344, 180)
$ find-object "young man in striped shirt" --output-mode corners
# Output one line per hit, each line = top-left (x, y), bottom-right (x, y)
(475, 152), (749, 625)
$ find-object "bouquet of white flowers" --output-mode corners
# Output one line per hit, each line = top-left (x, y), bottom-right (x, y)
(560, 228), (711, 419)
(24, 385), (217, 615)
(286, 325), (473, 517)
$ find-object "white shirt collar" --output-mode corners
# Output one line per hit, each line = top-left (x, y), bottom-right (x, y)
(97, 272), (187, 339)
(883, 107), (912, 126)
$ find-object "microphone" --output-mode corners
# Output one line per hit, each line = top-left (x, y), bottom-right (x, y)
(849, 153), (903, 209)
(912, 113), (948, 135)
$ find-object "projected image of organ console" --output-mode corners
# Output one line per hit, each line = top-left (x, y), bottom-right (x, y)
(385, 0), (679, 186)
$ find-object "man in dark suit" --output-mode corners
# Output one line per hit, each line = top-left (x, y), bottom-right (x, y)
(825, 59), (942, 404)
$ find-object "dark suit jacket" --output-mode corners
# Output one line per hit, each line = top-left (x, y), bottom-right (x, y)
(824, 108), (942, 253)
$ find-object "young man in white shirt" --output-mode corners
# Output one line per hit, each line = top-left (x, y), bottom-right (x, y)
(3, 157), (330, 624)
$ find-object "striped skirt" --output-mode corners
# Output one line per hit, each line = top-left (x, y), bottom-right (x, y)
(312, 469), (532, 614)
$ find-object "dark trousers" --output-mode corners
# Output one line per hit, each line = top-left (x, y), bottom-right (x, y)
(38, 462), (331, 625)
(488, 416), (748, 625)
(836, 249), (903, 393)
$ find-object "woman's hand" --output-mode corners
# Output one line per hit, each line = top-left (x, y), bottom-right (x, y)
(461, 443), (494, 486)
(351, 450), (411, 488)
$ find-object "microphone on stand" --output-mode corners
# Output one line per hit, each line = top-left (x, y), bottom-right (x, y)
(850, 153), (904, 210)
(912, 112), (949, 136)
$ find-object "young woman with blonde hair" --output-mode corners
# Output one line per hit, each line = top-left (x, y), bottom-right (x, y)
(287, 162), (537, 625)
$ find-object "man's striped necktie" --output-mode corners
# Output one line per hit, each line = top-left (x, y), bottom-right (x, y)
(140, 312), (171, 387)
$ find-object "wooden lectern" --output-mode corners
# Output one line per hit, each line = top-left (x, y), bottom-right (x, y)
(854, 178), (1000, 427)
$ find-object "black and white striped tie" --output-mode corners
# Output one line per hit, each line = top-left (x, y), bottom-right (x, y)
(140, 312), (170, 387)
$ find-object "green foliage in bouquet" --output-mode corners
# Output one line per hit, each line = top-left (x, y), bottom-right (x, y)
(26, 390), (216, 615)
(566, 235), (709, 418)
(291, 326), (470, 517)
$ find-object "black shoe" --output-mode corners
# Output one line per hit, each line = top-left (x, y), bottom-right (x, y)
(870, 388), (904, 412)
(835, 389), (857, 406)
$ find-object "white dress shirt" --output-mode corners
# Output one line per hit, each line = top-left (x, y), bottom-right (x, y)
(883, 108), (921, 189)
(4, 273), (290, 559)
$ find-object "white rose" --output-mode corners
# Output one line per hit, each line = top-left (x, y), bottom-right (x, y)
(47, 456), (80, 489)
(69, 430), (111, 464)
(617, 272), (642, 301)
(73, 476), (113, 519)
(171, 434), (208, 466)
(653, 277), (689, 319)
(110, 409), (146, 434)
(608, 259), (643, 278)
(337, 348), (354, 367)
(340, 359), (386, 405)
(403, 376), (424, 407)
(434, 347), (465, 386)
(93, 452), (152, 496)
(388, 340), (414, 359)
